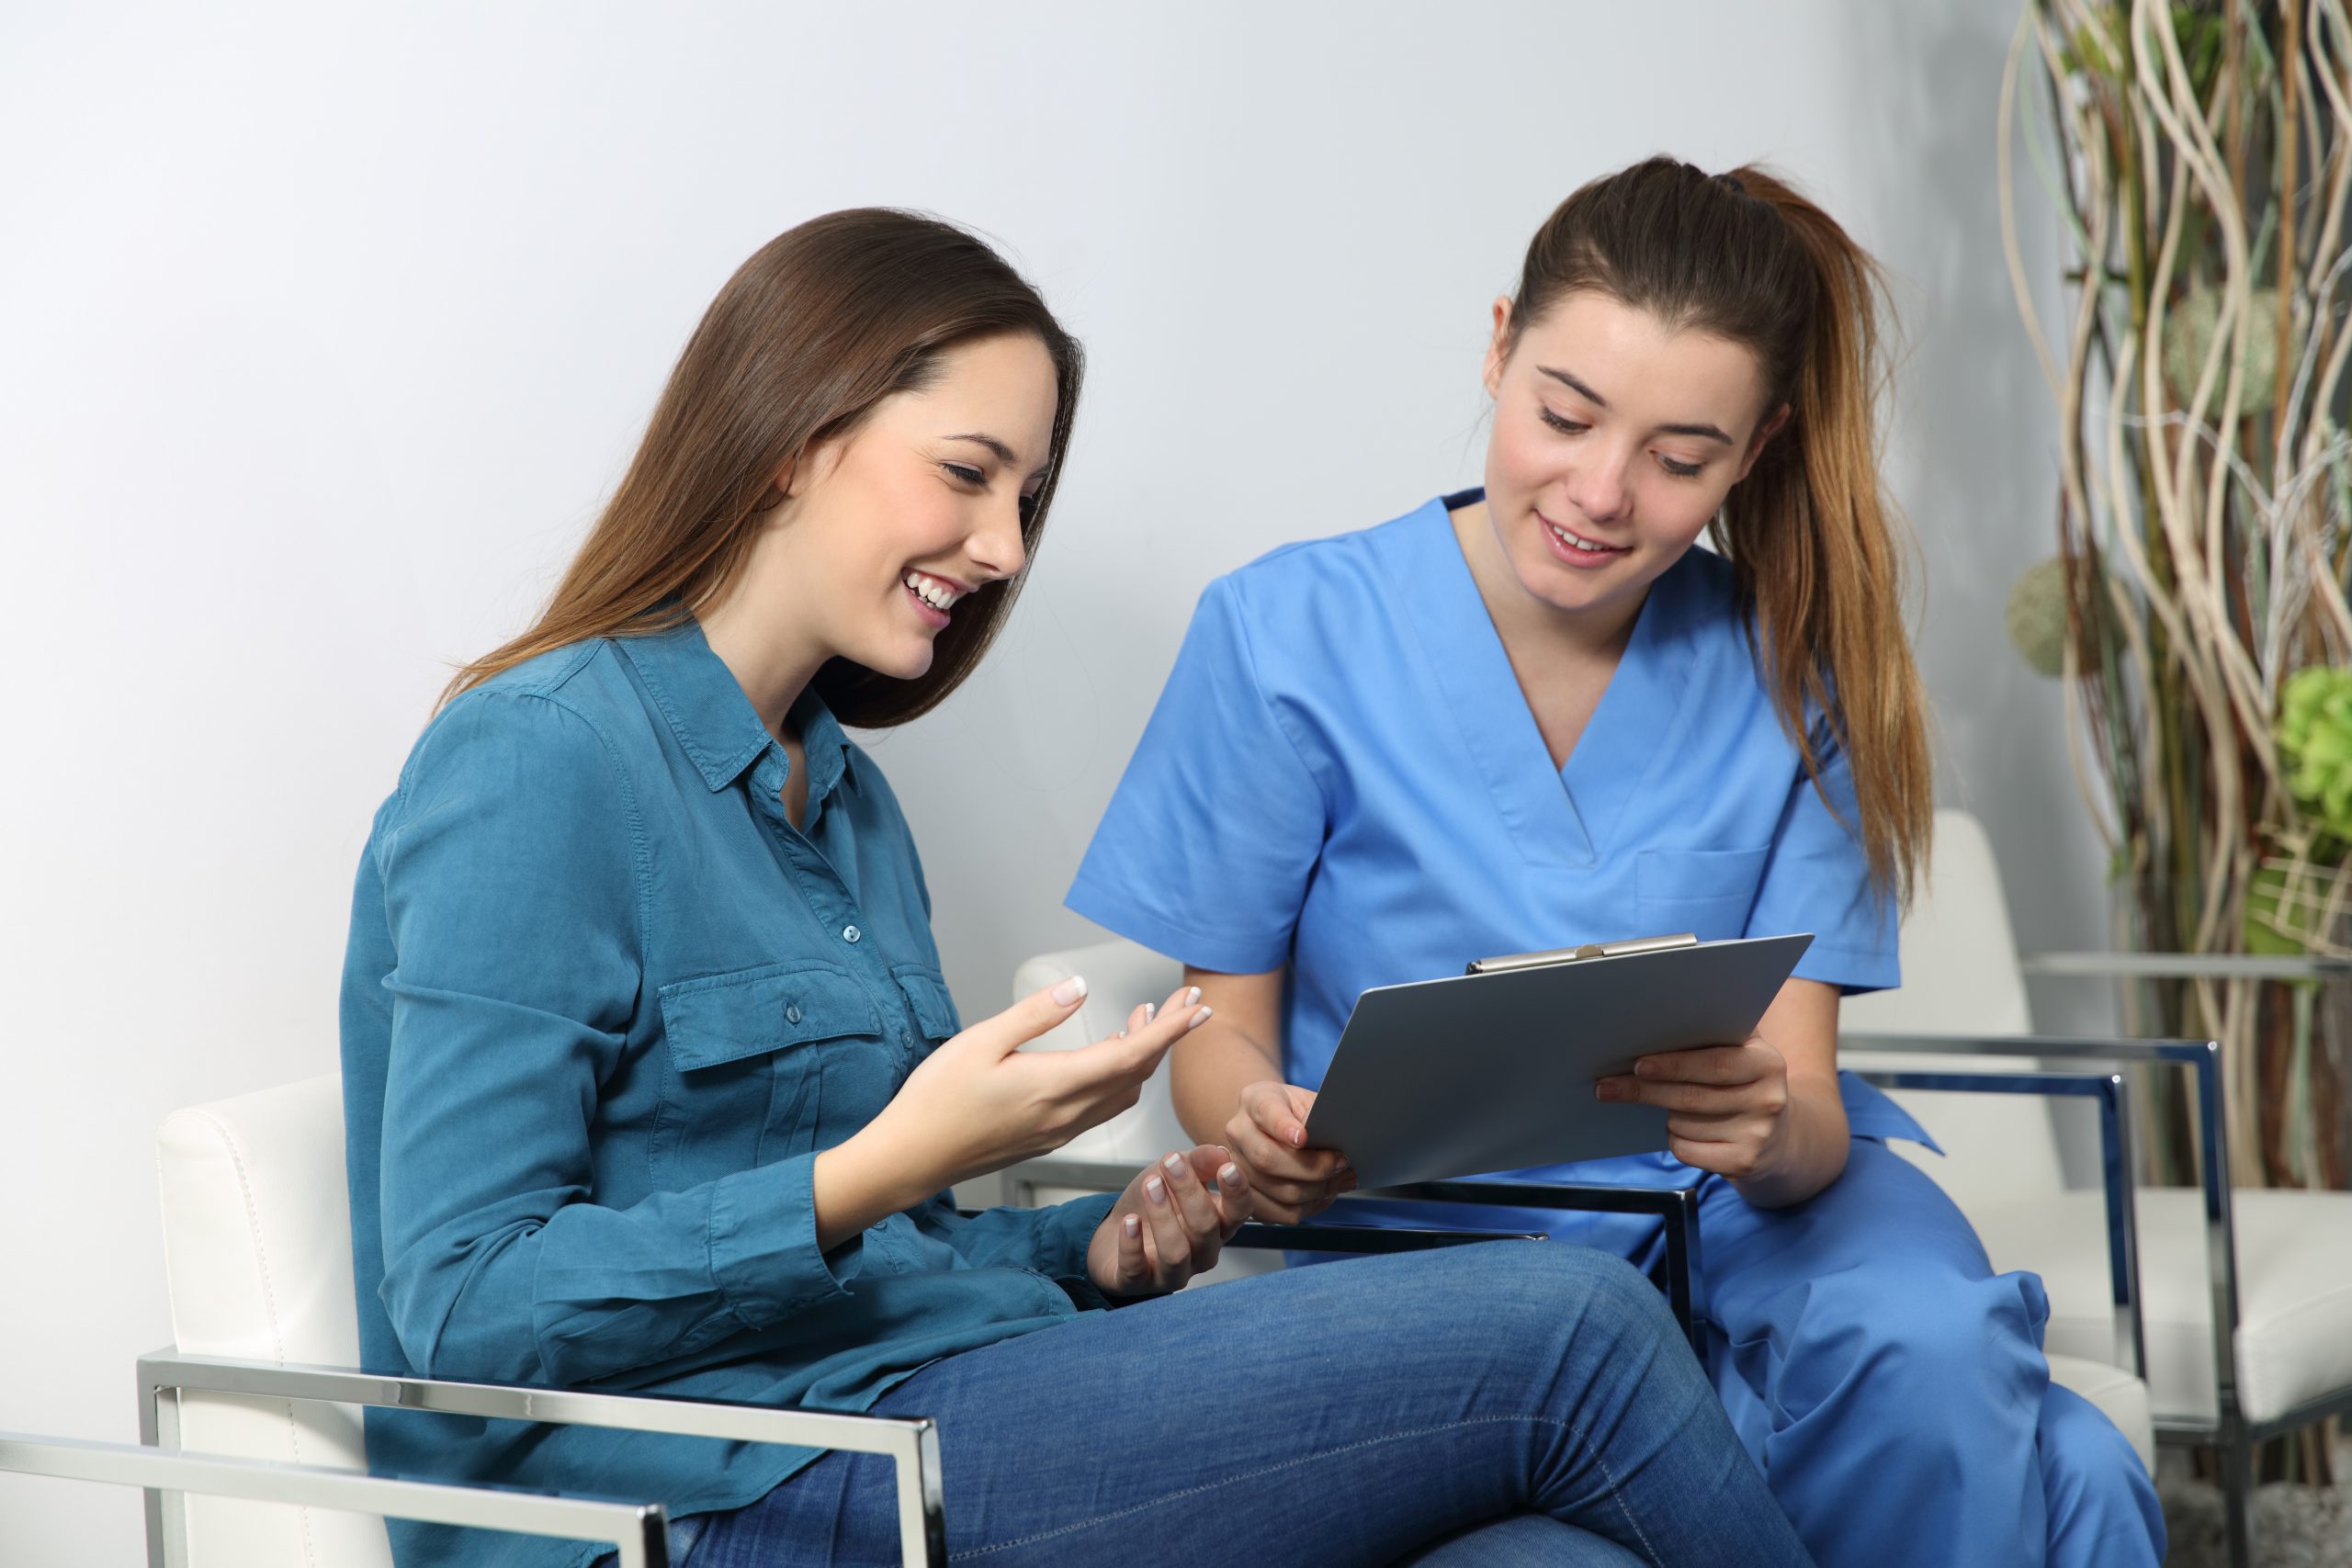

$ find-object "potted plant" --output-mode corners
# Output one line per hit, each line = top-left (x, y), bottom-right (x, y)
(2002, 0), (2352, 1209)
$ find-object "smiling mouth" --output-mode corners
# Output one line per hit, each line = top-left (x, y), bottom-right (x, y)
(1543, 515), (1628, 556)
(902, 569), (967, 624)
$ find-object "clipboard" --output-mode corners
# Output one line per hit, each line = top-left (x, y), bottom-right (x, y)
(1300, 931), (1815, 1186)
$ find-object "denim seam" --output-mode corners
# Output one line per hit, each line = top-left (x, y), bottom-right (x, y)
(953, 1414), (1659, 1565)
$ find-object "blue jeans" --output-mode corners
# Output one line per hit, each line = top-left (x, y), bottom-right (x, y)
(1334, 1140), (2165, 1568)
(684, 1242), (1809, 1567)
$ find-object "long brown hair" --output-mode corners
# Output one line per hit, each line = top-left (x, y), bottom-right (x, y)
(445, 209), (1084, 726)
(1505, 156), (1931, 905)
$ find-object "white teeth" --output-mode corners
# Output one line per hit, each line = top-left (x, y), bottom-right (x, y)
(902, 570), (959, 611)
(1548, 521), (1617, 554)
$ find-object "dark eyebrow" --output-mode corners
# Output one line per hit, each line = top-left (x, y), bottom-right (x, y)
(944, 432), (1021, 466)
(1537, 366), (1609, 408)
(1535, 366), (1734, 446)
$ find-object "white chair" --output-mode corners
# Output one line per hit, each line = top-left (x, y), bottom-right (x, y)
(107, 1074), (945, 1568)
(39, 1072), (1516, 1568)
(1842, 809), (2352, 1568)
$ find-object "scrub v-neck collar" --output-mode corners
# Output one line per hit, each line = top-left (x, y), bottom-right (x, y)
(1387, 490), (1697, 872)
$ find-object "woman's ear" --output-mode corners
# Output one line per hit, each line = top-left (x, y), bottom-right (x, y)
(1482, 297), (1514, 400)
(767, 458), (799, 507)
(776, 444), (819, 500)
(775, 428), (844, 504)
(1736, 403), (1792, 482)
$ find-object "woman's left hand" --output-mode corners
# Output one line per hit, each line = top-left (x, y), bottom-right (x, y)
(1087, 1145), (1253, 1296)
(1595, 1035), (1792, 1186)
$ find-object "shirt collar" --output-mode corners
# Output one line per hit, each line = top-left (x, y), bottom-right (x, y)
(793, 685), (854, 808)
(616, 617), (855, 799)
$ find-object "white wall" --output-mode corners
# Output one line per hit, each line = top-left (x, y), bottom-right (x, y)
(0, 2), (2098, 1558)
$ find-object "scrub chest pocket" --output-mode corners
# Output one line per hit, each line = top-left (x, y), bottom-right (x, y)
(653, 962), (882, 1183)
(1634, 846), (1772, 942)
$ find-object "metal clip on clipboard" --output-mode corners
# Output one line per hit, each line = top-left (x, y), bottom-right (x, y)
(1464, 932), (1699, 976)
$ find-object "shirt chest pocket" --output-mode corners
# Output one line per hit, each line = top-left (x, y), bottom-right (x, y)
(1634, 846), (1771, 942)
(653, 962), (881, 1185)
(890, 963), (960, 1053)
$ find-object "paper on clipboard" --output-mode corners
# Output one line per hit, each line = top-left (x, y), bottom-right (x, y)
(1301, 931), (1814, 1187)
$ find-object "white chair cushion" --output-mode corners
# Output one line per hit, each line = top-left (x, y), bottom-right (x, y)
(1013, 938), (1191, 1162)
(2045, 1353), (2154, 1472)
(157, 1073), (386, 1568)
(1843, 813), (2035, 1040)
(1966, 1186), (2352, 1427)
(1839, 811), (2069, 1202)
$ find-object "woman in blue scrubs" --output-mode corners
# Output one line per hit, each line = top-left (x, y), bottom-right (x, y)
(343, 208), (1815, 1568)
(1068, 159), (2165, 1568)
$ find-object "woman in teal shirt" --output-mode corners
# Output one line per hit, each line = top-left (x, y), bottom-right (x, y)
(341, 208), (1815, 1568)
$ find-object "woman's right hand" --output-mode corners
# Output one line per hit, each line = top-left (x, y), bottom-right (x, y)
(1221, 1080), (1356, 1223)
(868, 978), (1214, 1194)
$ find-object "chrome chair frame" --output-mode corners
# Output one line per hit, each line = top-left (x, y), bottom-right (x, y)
(133, 1349), (946, 1568)
(0, 1429), (676, 1568)
(1008, 1064), (2139, 1370)
(123, 1218), (1536, 1568)
(1849, 1062), (2146, 1381)
(1843, 1028), (2314, 1568)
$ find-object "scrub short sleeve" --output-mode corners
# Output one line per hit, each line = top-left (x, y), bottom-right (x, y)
(1745, 728), (1900, 994)
(1067, 576), (1328, 974)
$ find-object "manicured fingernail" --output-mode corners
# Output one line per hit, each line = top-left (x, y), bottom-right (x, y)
(1145, 1002), (1158, 1023)
(1163, 1152), (1184, 1173)
(1124, 1213), (1140, 1237)
(1334, 1157), (1351, 1174)
(1594, 1081), (1622, 1102)
(1634, 1059), (1657, 1077)
(1190, 1006), (1213, 1029)
(1290, 1126), (1306, 1147)
(1187, 987), (1202, 1006)
(1145, 1176), (1167, 1205)
(1218, 1163), (1241, 1185)
(1051, 976), (1086, 1006)
(1118, 1028), (1128, 1038)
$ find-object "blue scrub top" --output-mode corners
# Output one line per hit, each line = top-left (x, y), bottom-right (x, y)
(1069, 491), (1927, 1209)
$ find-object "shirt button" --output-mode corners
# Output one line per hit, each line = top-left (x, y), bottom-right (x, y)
(842, 925), (862, 944)
(786, 1005), (803, 1025)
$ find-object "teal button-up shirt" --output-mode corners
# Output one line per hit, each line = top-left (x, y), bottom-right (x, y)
(341, 620), (1112, 1568)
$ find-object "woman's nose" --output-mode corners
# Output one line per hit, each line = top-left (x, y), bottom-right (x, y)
(1565, 450), (1633, 525)
(967, 493), (1028, 582)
